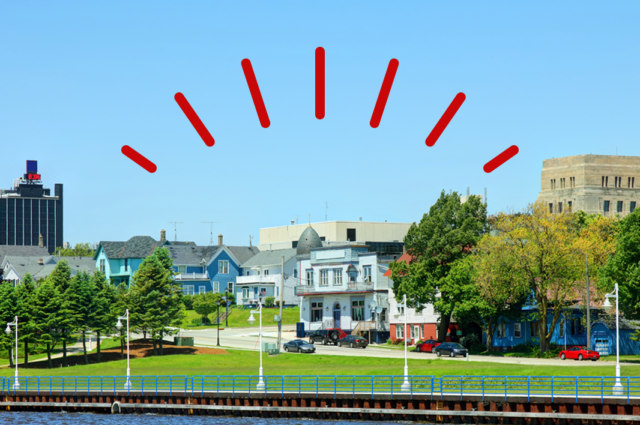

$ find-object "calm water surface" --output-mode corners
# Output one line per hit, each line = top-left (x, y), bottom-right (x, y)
(0, 412), (429, 425)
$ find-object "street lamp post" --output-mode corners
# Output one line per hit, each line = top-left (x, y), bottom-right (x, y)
(603, 283), (623, 395)
(398, 295), (411, 391)
(247, 299), (265, 391)
(216, 299), (221, 347)
(225, 290), (229, 328)
(5, 316), (20, 390)
(116, 309), (132, 389)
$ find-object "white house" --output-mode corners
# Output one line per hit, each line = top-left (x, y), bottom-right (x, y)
(295, 226), (391, 335)
(237, 248), (298, 307)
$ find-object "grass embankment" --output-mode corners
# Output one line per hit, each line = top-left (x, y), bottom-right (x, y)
(2, 346), (640, 378)
(183, 306), (300, 329)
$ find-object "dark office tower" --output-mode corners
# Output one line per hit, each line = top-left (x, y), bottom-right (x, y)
(0, 161), (63, 254)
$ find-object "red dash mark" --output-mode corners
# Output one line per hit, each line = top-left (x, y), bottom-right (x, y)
(370, 59), (399, 128)
(174, 93), (215, 147)
(121, 145), (157, 173)
(483, 145), (520, 173)
(425, 93), (466, 147)
(241, 59), (270, 128)
(315, 47), (325, 120)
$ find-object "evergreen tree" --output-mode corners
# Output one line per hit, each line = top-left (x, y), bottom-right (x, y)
(16, 273), (37, 365)
(33, 280), (62, 368)
(47, 260), (75, 366)
(111, 283), (129, 359)
(91, 271), (116, 363)
(0, 283), (17, 367)
(67, 271), (95, 364)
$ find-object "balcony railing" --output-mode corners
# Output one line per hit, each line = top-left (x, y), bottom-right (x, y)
(236, 274), (279, 285)
(175, 272), (208, 280)
(295, 280), (374, 296)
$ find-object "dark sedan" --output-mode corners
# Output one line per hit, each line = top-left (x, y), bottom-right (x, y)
(435, 342), (468, 358)
(283, 339), (316, 353)
(337, 335), (368, 348)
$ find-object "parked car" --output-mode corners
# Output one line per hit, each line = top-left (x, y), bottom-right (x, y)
(435, 342), (468, 358)
(308, 329), (348, 345)
(559, 346), (599, 361)
(416, 339), (441, 353)
(337, 335), (368, 348)
(283, 339), (316, 353)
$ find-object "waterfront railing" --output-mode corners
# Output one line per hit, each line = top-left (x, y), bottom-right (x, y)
(2, 375), (639, 403)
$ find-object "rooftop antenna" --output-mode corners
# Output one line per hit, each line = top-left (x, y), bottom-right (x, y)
(249, 235), (254, 247)
(202, 221), (221, 245)
(325, 201), (328, 221)
(168, 222), (183, 241)
(295, 215), (300, 224)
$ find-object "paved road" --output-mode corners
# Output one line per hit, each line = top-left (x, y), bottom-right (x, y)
(173, 325), (633, 367)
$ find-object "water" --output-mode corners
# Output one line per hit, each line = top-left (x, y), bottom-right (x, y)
(0, 412), (422, 425)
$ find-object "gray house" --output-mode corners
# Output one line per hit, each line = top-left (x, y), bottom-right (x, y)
(238, 248), (298, 308)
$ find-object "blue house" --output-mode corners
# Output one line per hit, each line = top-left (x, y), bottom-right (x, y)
(485, 305), (640, 355)
(93, 236), (165, 286)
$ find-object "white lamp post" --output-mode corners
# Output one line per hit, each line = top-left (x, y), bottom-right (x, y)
(5, 316), (20, 390)
(116, 309), (132, 390)
(398, 295), (411, 391)
(247, 299), (265, 390)
(603, 283), (623, 395)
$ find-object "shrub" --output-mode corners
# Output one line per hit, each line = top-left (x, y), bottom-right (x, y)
(265, 296), (275, 308)
(392, 338), (404, 346)
(182, 295), (194, 310)
(461, 333), (481, 349)
(191, 317), (203, 326)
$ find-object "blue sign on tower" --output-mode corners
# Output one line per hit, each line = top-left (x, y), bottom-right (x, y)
(26, 160), (38, 173)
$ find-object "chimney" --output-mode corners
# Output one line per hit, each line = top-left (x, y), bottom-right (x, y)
(38, 234), (44, 248)
(218, 234), (223, 245)
(160, 229), (167, 242)
(38, 258), (44, 265)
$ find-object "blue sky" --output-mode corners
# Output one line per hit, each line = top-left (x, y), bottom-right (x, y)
(1, 2), (639, 246)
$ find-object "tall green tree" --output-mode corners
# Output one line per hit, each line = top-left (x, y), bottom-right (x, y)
(599, 209), (640, 320)
(67, 271), (96, 364)
(0, 282), (18, 367)
(111, 283), (130, 359)
(47, 260), (75, 366)
(16, 273), (37, 365)
(33, 280), (62, 368)
(193, 292), (222, 323)
(91, 271), (116, 363)
(389, 191), (488, 340)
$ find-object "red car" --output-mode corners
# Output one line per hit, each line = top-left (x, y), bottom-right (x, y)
(415, 339), (441, 353)
(559, 346), (600, 361)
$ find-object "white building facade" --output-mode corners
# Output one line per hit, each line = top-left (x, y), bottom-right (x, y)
(296, 244), (390, 333)
(237, 248), (299, 307)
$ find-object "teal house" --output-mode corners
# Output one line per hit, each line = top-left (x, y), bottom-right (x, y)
(93, 235), (166, 286)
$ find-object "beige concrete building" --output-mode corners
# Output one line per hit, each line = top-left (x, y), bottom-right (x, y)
(536, 154), (640, 217)
(258, 221), (411, 251)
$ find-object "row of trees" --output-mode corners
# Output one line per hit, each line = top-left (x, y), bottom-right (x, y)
(0, 247), (185, 367)
(390, 191), (624, 352)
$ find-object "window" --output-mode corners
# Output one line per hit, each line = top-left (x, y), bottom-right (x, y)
(306, 269), (314, 286)
(124, 259), (128, 272)
(629, 177), (632, 188)
(568, 201), (572, 212)
(602, 176), (609, 187)
(514, 323), (521, 338)
(363, 266), (372, 283)
(631, 202), (637, 213)
(559, 319), (564, 338)
(549, 203), (553, 213)
(396, 324), (404, 339)
(496, 323), (506, 338)
(421, 325), (424, 340)
(246, 271), (250, 276)
(99, 259), (105, 273)
(380, 308), (387, 323)
(351, 299), (364, 321)
(560, 178), (565, 189)
(396, 305), (405, 315)
(227, 282), (233, 294)
(558, 202), (562, 213)
(615, 176), (622, 188)
(293, 269), (298, 278)
(346, 228), (356, 241)
(570, 318), (584, 335)
(219, 260), (229, 274)
(276, 286), (279, 297)
(632, 177), (636, 188)
(199, 286), (206, 295)
(604, 200), (610, 213)
(260, 287), (267, 297)
(617, 201), (623, 213)
(183, 285), (194, 296)
(333, 268), (342, 285)
(311, 300), (323, 322)
(178, 265), (186, 274)
(320, 269), (329, 286)
(570, 176), (576, 188)
(242, 288), (250, 298)
(264, 269), (269, 275)
(530, 321), (539, 337)
(213, 281), (219, 292)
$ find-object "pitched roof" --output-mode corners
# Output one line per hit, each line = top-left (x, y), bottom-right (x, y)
(383, 252), (413, 277)
(3, 255), (57, 278)
(227, 246), (260, 264)
(3, 256), (95, 281)
(166, 245), (220, 265)
(96, 236), (164, 259)
(0, 245), (50, 258)
(240, 248), (297, 268)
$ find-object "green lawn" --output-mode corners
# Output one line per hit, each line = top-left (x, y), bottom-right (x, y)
(183, 306), (300, 329)
(2, 349), (639, 378)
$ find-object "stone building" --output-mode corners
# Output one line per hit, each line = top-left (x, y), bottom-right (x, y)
(536, 154), (640, 217)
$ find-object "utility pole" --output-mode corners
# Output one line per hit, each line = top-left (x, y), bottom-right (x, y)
(202, 221), (221, 245)
(586, 253), (591, 350)
(168, 222), (183, 242)
(277, 255), (285, 352)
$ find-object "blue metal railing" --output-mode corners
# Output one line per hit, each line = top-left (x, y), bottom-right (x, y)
(2, 375), (638, 403)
